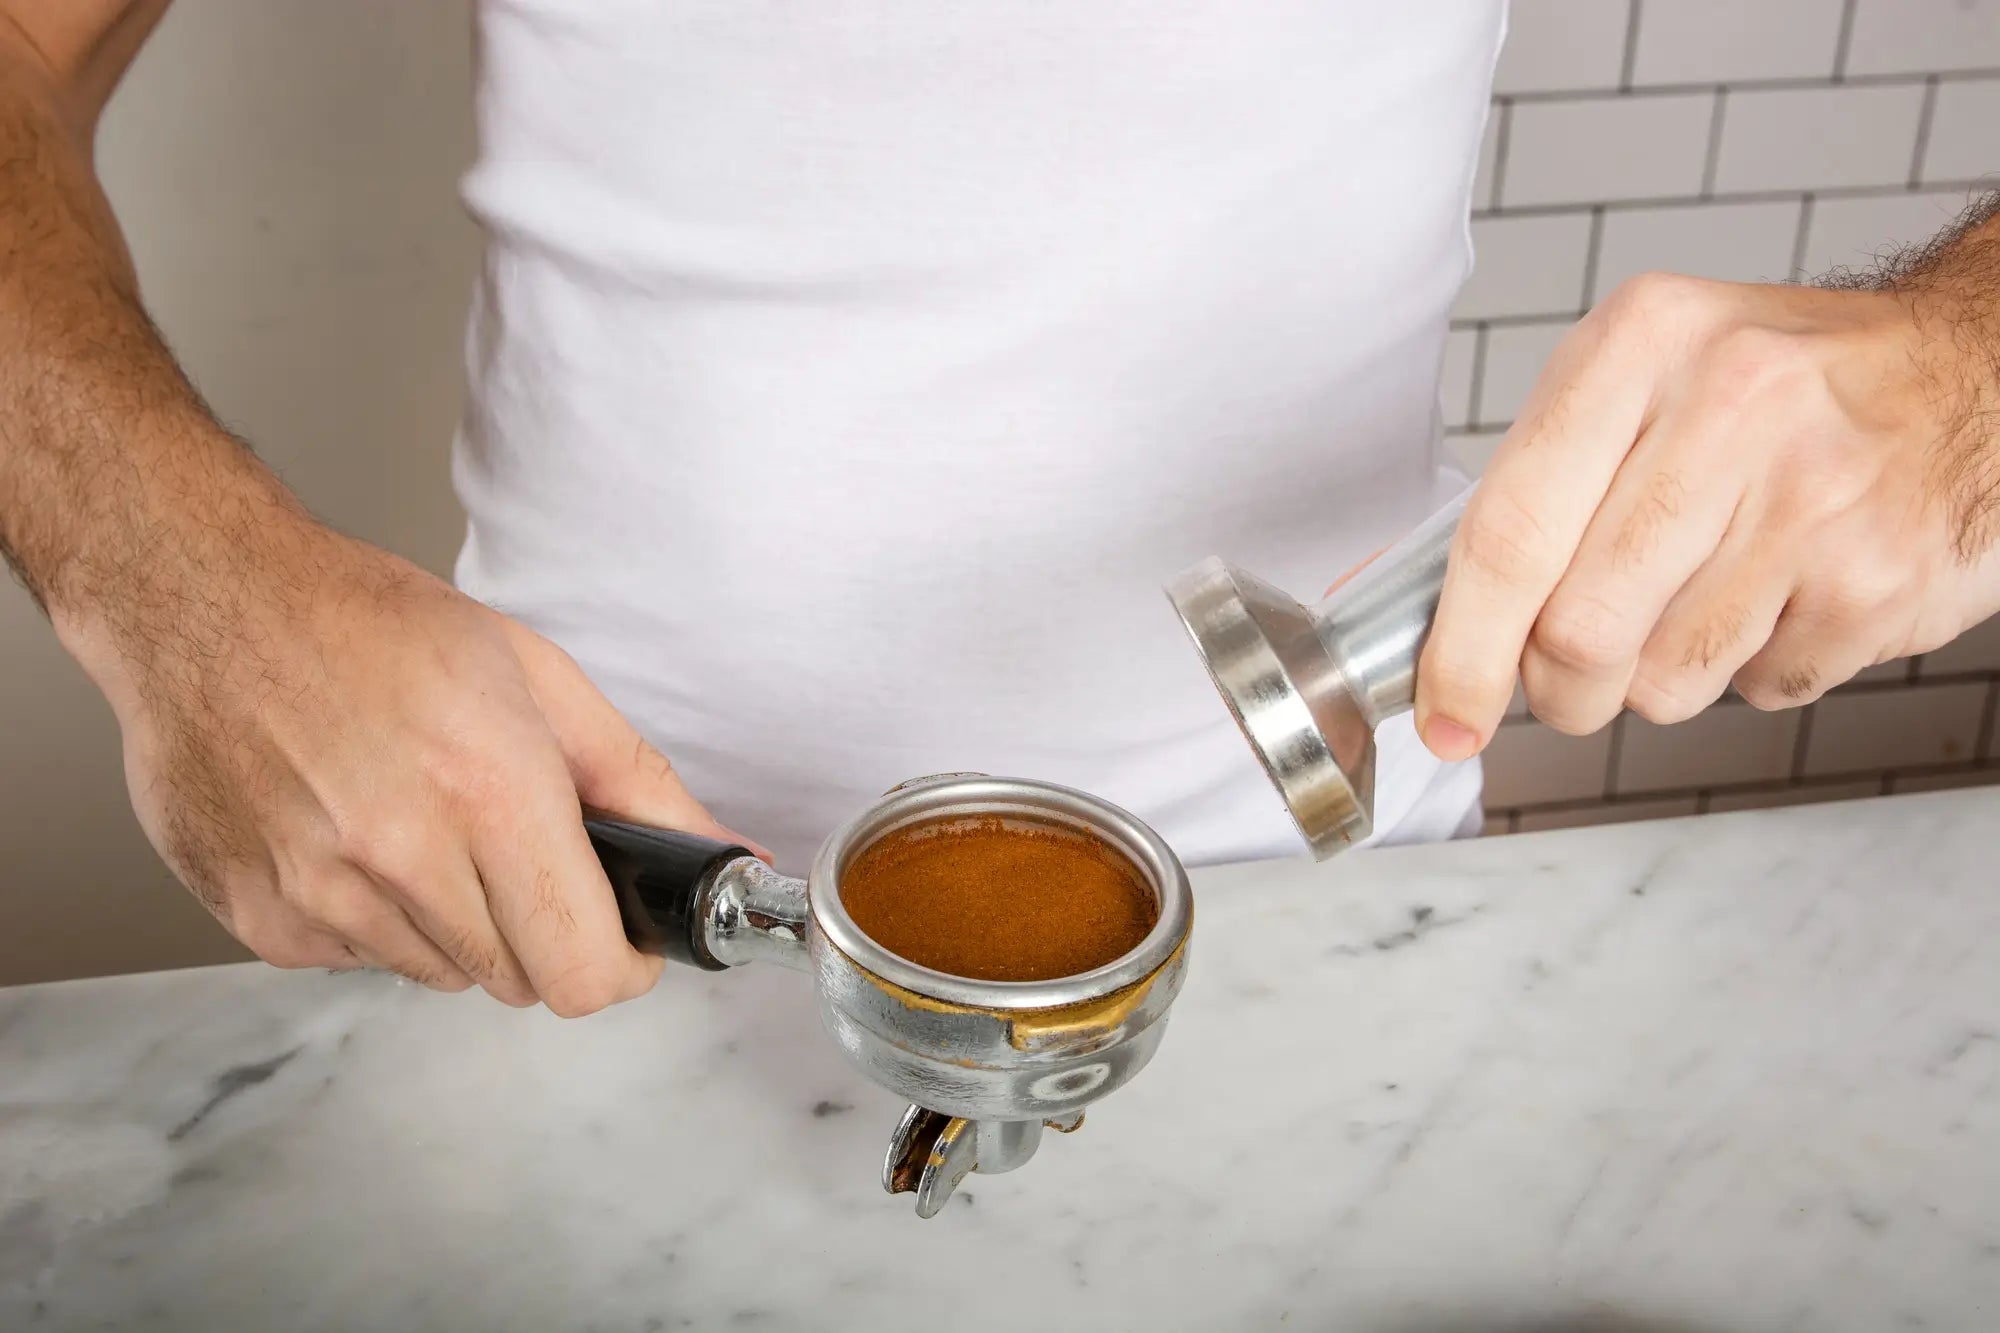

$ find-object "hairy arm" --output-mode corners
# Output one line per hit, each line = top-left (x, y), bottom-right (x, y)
(0, 0), (294, 634)
(0, 3), (751, 1014)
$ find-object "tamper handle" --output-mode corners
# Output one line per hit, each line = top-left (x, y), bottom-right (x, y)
(585, 816), (750, 971)
(1313, 485), (1470, 726)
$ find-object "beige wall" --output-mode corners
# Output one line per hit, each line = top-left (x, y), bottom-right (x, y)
(0, 1), (477, 985)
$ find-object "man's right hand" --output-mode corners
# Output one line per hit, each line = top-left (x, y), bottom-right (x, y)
(0, 6), (757, 1015)
(58, 496), (753, 1014)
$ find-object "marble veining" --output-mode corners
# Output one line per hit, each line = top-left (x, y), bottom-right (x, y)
(1, 789), (1997, 1331)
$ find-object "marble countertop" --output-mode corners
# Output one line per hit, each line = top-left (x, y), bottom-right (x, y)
(3, 790), (1998, 1332)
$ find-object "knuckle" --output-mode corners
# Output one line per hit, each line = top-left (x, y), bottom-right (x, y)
(237, 918), (333, 970)
(434, 921), (504, 984)
(1674, 601), (1753, 673)
(1524, 700), (1602, 736)
(1625, 672), (1705, 726)
(1531, 594), (1637, 674)
(526, 866), (580, 938)
(1734, 665), (1819, 710)
(1699, 324), (1812, 405)
(1419, 651), (1508, 718)
(332, 811), (432, 883)
(1603, 271), (1705, 332)
(1821, 557), (1905, 617)
(1775, 458), (1877, 529)
(1457, 489), (1550, 587)
(489, 984), (539, 1009)
(1517, 679), (1616, 736)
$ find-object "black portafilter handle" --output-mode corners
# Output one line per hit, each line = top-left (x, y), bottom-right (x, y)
(584, 816), (753, 973)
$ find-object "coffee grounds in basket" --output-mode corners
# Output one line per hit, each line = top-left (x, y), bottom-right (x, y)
(839, 815), (1157, 983)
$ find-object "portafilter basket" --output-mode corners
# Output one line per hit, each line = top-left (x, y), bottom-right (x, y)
(587, 773), (1192, 1218)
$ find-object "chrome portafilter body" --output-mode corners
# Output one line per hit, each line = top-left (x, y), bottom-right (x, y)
(589, 774), (1192, 1218)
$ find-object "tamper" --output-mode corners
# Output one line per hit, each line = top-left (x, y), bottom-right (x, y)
(1165, 492), (1469, 859)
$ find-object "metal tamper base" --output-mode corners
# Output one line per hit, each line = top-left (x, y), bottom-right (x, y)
(1165, 557), (1376, 859)
(1165, 493), (1469, 862)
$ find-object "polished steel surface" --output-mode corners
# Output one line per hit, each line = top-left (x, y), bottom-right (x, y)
(689, 773), (1194, 1217)
(809, 774), (1191, 1011)
(883, 1106), (1089, 1218)
(698, 857), (810, 971)
(1167, 490), (1469, 860)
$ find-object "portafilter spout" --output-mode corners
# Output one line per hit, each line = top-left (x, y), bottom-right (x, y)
(1165, 490), (1469, 860)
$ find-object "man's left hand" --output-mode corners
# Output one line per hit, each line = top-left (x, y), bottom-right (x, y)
(1415, 208), (2000, 759)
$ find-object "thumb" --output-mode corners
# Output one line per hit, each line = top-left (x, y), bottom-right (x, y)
(503, 621), (773, 860)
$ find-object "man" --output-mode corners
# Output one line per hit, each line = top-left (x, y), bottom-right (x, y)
(3, 3), (1994, 1016)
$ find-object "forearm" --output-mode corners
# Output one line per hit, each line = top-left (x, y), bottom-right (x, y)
(0, 34), (299, 652)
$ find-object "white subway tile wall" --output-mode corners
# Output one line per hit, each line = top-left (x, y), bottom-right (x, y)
(1799, 190), (1979, 275)
(1630, 0), (1848, 86)
(1492, 0), (1631, 94)
(1473, 320), (1572, 425)
(1460, 0), (2000, 835)
(1923, 77), (2000, 184)
(1591, 199), (1801, 298)
(1710, 84), (1928, 195)
(1501, 94), (1714, 207)
(1458, 213), (1595, 319)
(1846, 0), (2000, 77)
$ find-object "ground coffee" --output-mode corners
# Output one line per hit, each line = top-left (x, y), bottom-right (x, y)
(839, 814), (1158, 983)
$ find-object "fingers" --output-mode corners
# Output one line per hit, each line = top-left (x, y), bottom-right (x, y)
(471, 750), (665, 1019)
(312, 874), (476, 993)
(1622, 494), (1789, 721)
(1418, 296), (1664, 757)
(1519, 405), (1750, 735)
(372, 859), (538, 1006)
(1732, 600), (1883, 709)
(506, 622), (772, 860)
(223, 894), (358, 973)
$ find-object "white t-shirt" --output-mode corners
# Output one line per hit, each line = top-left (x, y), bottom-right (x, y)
(453, 0), (1503, 873)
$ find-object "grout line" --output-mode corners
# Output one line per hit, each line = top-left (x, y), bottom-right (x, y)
(1506, 771), (1915, 818)
(1789, 701), (1816, 781)
(1578, 206), (1607, 311)
(1489, 98), (1514, 212)
(1832, 0), (1860, 82)
(1466, 324), (1490, 430)
(1906, 655), (1925, 683)
(1493, 67), (2000, 104)
(1618, 0), (1643, 92)
(1694, 788), (1713, 814)
(1604, 712), (1627, 798)
(1977, 678), (1999, 763)
(1450, 312), (1589, 332)
(1700, 87), (1729, 198)
(1909, 75), (1940, 188)
(1472, 177), (1990, 223)
(1790, 193), (1817, 280)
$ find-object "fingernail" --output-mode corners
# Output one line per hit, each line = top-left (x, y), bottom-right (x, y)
(1423, 716), (1481, 762)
